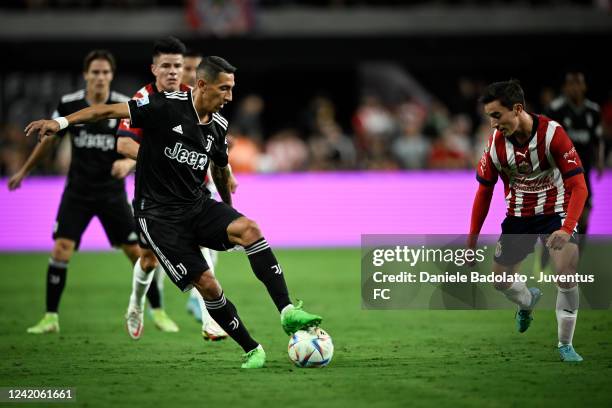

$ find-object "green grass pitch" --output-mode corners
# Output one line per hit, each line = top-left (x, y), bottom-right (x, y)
(1, 249), (611, 407)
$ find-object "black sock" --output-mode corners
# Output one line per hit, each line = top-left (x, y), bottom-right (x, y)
(245, 238), (291, 312)
(46, 258), (67, 313)
(146, 280), (162, 309)
(204, 293), (259, 353)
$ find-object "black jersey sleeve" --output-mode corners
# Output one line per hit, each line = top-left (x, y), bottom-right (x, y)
(127, 93), (166, 129)
(210, 130), (229, 167)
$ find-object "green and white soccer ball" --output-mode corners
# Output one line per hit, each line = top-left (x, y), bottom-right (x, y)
(288, 327), (334, 368)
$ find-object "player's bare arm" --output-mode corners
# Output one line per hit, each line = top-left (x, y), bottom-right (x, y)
(25, 102), (130, 140)
(116, 137), (140, 160)
(228, 166), (239, 193)
(111, 158), (136, 179)
(7, 135), (58, 190)
(210, 162), (232, 206)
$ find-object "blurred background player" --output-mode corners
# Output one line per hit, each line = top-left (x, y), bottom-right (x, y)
(469, 80), (588, 362)
(8, 50), (141, 334)
(115, 37), (188, 335)
(546, 71), (603, 253)
(182, 48), (238, 341)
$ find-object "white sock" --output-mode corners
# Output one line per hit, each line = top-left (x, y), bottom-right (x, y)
(189, 287), (213, 325)
(501, 281), (532, 309)
(154, 263), (164, 300)
(129, 257), (155, 310)
(556, 286), (579, 346)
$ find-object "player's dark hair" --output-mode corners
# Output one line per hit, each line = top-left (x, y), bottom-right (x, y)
(83, 50), (116, 73)
(479, 79), (525, 109)
(185, 48), (203, 59)
(198, 56), (236, 82)
(152, 36), (187, 59)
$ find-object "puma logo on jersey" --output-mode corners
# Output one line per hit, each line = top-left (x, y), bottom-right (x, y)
(172, 125), (183, 134)
(515, 151), (527, 158)
(567, 159), (577, 165)
(164, 142), (208, 170)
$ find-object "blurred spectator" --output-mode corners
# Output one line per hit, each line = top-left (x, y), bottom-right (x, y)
(428, 114), (472, 169)
(448, 77), (481, 137)
(308, 122), (356, 170)
(228, 134), (262, 173)
(352, 95), (396, 161)
(263, 128), (309, 172)
(231, 94), (265, 143)
(391, 102), (430, 169)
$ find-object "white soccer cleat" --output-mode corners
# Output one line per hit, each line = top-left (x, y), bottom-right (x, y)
(202, 319), (228, 341)
(125, 306), (144, 340)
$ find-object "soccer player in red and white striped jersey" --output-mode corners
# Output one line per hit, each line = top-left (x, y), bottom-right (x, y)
(469, 79), (588, 362)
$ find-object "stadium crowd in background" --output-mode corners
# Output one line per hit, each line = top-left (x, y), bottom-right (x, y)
(2, 74), (611, 176)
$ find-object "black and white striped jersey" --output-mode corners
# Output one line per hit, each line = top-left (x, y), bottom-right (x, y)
(53, 89), (129, 199)
(127, 89), (229, 221)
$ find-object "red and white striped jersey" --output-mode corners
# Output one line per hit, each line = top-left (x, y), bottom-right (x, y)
(477, 114), (584, 217)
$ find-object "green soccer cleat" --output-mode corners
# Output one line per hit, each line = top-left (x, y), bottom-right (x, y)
(27, 313), (59, 334)
(516, 287), (542, 333)
(151, 309), (179, 333)
(280, 301), (322, 335)
(559, 344), (583, 362)
(241, 345), (266, 369)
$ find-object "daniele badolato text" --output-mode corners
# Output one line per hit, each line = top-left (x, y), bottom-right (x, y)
(368, 245), (595, 284)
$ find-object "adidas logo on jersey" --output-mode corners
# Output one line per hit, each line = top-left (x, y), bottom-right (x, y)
(164, 142), (208, 170)
(172, 125), (183, 134)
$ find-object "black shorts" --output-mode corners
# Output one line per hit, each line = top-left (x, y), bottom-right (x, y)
(494, 214), (579, 266)
(136, 198), (243, 291)
(53, 190), (138, 249)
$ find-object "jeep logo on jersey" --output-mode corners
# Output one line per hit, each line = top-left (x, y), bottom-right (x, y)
(164, 142), (208, 170)
(74, 130), (115, 151)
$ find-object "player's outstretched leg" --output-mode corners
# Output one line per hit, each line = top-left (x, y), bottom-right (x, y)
(125, 256), (155, 340)
(134, 249), (179, 333)
(228, 218), (322, 335)
(195, 248), (227, 340)
(27, 258), (66, 334)
(28, 239), (74, 334)
(556, 285), (582, 362)
(515, 287), (542, 333)
(492, 261), (540, 333)
(147, 259), (179, 333)
(193, 270), (264, 368)
(187, 288), (203, 322)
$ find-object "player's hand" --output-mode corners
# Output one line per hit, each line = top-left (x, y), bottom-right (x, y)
(24, 119), (59, 140)
(7, 170), (26, 191)
(229, 173), (239, 193)
(111, 158), (135, 179)
(546, 230), (570, 251)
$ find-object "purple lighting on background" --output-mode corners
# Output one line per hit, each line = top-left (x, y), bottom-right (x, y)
(1, 171), (611, 251)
